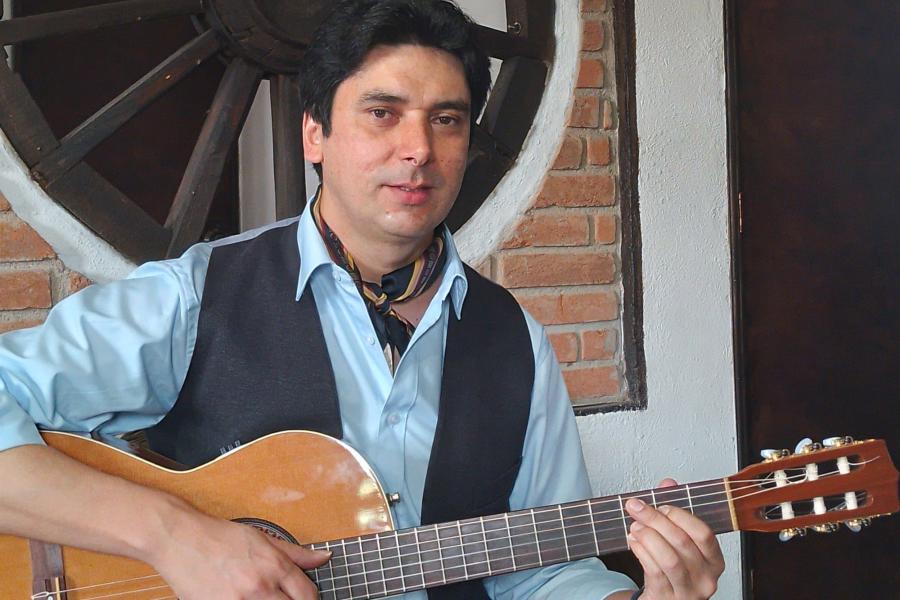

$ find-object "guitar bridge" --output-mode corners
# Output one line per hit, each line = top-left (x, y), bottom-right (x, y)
(32, 576), (67, 600)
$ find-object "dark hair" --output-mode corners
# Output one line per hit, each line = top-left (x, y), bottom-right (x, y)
(300, 0), (491, 175)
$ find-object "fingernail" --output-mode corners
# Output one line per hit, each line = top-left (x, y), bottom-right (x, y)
(626, 498), (645, 512)
(631, 522), (645, 533)
(627, 534), (637, 546)
(317, 550), (333, 558)
(659, 505), (672, 515)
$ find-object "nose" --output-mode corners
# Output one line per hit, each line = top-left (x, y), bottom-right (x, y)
(398, 116), (433, 167)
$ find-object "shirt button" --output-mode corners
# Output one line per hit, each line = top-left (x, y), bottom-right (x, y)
(366, 335), (376, 345)
(333, 272), (342, 282)
(387, 414), (401, 426)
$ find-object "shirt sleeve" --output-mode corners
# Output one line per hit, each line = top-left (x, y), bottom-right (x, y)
(482, 311), (638, 600)
(0, 243), (211, 452)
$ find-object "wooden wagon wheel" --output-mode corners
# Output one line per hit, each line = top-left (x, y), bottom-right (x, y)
(0, 0), (554, 263)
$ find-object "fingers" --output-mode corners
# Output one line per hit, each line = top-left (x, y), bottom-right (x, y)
(279, 567), (321, 599)
(628, 537), (674, 597)
(660, 505), (725, 566)
(275, 538), (333, 569)
(656, 477), (678, 488)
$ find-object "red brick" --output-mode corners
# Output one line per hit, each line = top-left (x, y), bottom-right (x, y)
(563, 365), (619, 400)
(0, 192), (10, 212)
(66, 272), (93, 295)
(582, 0), (607, 12)
(582, 19), (605, 51)
(515, 290), (618, 325)
(602, 99), (615, 129)
(594, 214), (617, 244)
(536, 173), (615, 208)
(569, 95), (600, 128)
(549, 332), (578, 363)
(502, 214), (590, 249)
(587, 135), (612, 166)
(0, 271), (51, 309)
(582, 328), (617, 360)
(0, 220), (55, 261)
(552, 135), (583, 170)
(577, 58), (604, 88)
(497, 252), (615, 288)
(0, 318), (45, 334)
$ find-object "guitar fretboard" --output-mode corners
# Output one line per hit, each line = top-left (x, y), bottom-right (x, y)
(307, 480), (735, 600)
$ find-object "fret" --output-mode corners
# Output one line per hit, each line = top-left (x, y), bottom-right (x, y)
(691, 479), (736, 534)
(397, 530), (424, 590)
(327, 540), (353, 600)
(508, 511), (541, 568)
(342, 537), (369, 598)
(484, 513), (515, 575)
(417, 525), (445, 587)
(459, 519), (490, 578)
(437, 523), (466, 582)
(557, 506), (570, 561)
(560, 501), (598, 561)
(455, 521), (471, 580)
(685, 483), (695, 514)
(650, 488), (657, 508)
(312, 541), (336, 598)
(533, 505), (567, 565)
(378, 531), (405, 596)
(617, 495), (629, 540)
(361, 537), (386, 597)
(586, 500), (601, 556)
(413, 528), (427, 589)
(479, 517), (493, 575)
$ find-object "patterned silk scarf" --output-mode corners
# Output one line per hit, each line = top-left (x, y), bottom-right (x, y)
(311, 191), (447, 359)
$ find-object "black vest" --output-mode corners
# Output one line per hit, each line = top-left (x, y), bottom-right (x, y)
(146, 221), (535, 599)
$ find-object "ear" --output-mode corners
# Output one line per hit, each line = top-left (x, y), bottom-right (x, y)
(302, 112), (324, 165)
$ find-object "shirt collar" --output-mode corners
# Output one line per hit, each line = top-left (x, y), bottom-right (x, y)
(294, 196), (468, 320)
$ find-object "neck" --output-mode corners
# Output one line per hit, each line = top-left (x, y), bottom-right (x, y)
(317, 188), (433, 282)
(303, 479), (736, 599)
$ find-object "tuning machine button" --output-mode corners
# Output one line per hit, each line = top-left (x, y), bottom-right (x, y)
(761, 448), (790, 461)
(779, 527), (807, 542)
(812, 522), (840, 534)
(795, 438), (822, 454)
(823, 436), (854, 448)
(845, 517), (872, 533)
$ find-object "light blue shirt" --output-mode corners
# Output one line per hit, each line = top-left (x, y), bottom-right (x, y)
(0, 203), (636, 599)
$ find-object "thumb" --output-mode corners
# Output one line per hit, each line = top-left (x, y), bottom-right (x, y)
(276, 539), (333, 569)
(656, 477), (678, 488)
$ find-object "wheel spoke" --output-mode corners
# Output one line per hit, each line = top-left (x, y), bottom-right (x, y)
(32, 30), (220, 187)
(165, 58), (263, 257)
(270, 73), (307, 220)
(0, 0), (204, 45)
(446, 124), (513, 232)
(480, 56), (548, 154)
(473, 24), (542, 60)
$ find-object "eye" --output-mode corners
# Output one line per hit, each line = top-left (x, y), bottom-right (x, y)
(371, 108), (390, 119)
(435, 115), (460, 126)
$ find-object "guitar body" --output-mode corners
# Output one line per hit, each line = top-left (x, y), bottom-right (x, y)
(0, 430), (394, 599)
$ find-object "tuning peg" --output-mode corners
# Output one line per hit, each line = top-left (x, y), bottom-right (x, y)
(779, 527), (806, 542)
(795, 438), (822, 454)
(812, 522), (840, 534)
(845, 518), (872, 533)
(761, 448), (790, 461)
(823, 436), (854, 448)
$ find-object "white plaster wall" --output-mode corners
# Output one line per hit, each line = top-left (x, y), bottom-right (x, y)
(572, 1), (741, 596)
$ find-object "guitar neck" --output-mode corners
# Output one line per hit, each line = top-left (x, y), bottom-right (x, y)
(307, 479), (736, 599)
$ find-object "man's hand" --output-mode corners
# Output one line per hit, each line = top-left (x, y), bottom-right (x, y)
(626, 478), (724, 600)
(149, 509), (331, 599)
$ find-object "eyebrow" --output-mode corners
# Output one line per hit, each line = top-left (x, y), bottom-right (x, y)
(357, 90), (470, 114)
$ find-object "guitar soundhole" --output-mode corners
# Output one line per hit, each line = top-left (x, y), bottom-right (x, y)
(232, 517), (300, 544)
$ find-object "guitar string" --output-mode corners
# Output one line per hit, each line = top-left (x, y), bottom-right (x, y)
(31, 476), (757, 599)
(32, 467), (853, 600)
(34, 461), (874, 600)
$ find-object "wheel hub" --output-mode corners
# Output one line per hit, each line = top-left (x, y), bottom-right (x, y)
(206, 0), (333, 72)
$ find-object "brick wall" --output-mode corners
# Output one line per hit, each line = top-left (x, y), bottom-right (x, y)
(0, 191), (92, 333)
(0, 0), (630, 409)
(484, 0), (627, 409)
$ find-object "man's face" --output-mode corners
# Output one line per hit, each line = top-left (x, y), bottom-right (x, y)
(303, 44), (471, 251)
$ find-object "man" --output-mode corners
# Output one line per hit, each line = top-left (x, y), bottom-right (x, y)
(0, 1), (724, 598)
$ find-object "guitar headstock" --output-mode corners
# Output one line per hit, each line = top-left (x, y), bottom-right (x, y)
(729, 437), (899, 540)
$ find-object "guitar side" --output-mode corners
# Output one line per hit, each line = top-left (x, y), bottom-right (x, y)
(0, 430), (394, 599)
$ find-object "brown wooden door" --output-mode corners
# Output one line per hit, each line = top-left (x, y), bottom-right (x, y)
(729, 1), (899, 597)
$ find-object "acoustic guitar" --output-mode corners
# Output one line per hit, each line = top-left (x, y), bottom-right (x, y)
(1, 431), (896, 599)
